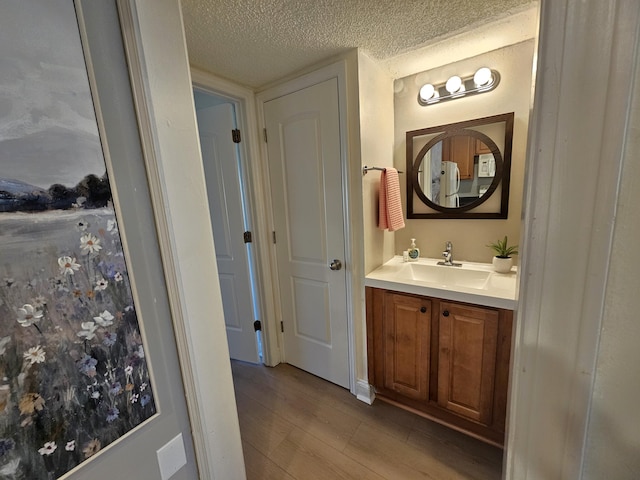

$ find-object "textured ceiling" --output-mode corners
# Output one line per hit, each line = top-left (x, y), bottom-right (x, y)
(182, 0), (536, 89)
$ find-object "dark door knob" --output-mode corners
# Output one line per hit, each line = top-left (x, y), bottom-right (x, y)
(420, 306), (427, 313)
(443, 310), (450, 317)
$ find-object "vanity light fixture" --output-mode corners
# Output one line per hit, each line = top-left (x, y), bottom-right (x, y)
(418, 67), (500, 106)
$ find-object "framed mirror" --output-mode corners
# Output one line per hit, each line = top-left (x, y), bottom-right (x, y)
(406, 112), (514, 219)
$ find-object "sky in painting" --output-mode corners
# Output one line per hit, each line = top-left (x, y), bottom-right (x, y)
(0, 0), (105, 188)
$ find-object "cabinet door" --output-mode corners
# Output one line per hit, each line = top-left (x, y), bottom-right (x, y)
(437, 301), (499, 425)
(383, 293), (431, 401)
(443, 135), (474, 179)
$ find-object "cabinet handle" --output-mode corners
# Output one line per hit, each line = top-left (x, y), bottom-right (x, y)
(420, 306), (427, 313)
(442, 310), (450, 317)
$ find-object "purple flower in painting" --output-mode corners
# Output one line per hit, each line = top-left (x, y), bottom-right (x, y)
(109, 382), (122, 396)
(78, 354), (98, 377)
(0, 438), (15, 457)
(106, 406), (119, 423)
(102, 331), (117, 347)
(140, 394), (151, 407)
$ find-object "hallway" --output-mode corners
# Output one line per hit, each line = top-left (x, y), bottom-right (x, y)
(232, 360), (503, 479)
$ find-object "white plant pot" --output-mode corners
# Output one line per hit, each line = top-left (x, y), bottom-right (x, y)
(492, 256), (513, 273)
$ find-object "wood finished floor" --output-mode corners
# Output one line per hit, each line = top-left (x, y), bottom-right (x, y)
(231, 360), (503, 480)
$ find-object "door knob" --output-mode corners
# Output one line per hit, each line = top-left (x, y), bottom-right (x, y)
(329, 259), (342, 271)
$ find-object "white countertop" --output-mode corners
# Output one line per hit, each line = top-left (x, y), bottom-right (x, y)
(365, 256), (518, 310)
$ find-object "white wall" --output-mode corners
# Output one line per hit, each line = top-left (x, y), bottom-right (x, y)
(125, 0), (246, 477)
(391, 40), (535, 264)
(359, 52), (396, 274)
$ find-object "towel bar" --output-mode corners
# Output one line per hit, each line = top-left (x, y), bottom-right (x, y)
(362, 166), (404, 175)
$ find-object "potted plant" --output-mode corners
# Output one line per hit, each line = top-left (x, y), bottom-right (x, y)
(487, 235), (518, 273)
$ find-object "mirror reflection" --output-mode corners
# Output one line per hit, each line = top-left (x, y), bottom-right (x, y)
(417, 134), (497, 208)
(406, 112), (514, 219)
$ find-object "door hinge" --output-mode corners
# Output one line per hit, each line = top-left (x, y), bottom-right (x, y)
(243, 231), (252, 243)
(280, 321), (284, 333)
(263, 128), (268, 143)
(232, 129), (241, 143)
(272, 231), (276, 244)
(253, 320), (261, 331)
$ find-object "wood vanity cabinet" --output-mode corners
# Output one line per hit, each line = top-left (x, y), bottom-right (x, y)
(366, 287), (513, 447)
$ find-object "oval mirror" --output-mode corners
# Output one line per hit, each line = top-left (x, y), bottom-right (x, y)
(406, 113), (514, 219)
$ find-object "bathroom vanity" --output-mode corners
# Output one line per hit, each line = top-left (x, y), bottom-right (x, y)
(365, 256), (517, 447)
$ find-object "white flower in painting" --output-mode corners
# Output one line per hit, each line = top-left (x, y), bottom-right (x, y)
(124, 365), (133, 376)
(80, 233), (102, 255)
(93, 310), (114, 327)
(65, 440), (76, 451)
(38, 441), (57, 456)
(16, 304), (43, 327)
(0, 336), (11, 355)
(140, 382), (148, 392)
(131, 393), (139, 404)
(107, 219), (118, 234)
(77, 322), (98, 341)
(91, 391), (100, 399)
(76, 219), (89, 231)
(114, 272), (124, 283)
(135, 345), (145, 359)
(0, 459), (20, 476)
(23, 345), (45, 365)
(58, 256), (81, 275)
(94, 277), (108, 291)
(32, 295), (47, 308)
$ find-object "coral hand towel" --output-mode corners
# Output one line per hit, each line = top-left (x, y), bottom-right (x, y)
(378, 168), (405, 231)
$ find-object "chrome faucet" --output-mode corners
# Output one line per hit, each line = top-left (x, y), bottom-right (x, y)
(438, 241), (461, 267)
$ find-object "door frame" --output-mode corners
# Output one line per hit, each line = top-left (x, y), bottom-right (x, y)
(256, 60), (358, 393)
(191, 68), (278, 367)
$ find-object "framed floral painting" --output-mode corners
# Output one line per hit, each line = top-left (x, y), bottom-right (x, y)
(0, 1), (157, 478)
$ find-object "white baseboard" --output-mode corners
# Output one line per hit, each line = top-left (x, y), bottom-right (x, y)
(355, 379), (375, 405)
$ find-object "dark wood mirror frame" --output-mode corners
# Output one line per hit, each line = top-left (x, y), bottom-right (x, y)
(406, 112), (514, 219)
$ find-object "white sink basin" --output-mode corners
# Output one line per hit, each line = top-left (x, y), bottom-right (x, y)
(365, 256), (517, 309)
(396, 263), (491, 290)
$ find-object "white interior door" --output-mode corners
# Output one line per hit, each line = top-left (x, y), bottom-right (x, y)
(196, 102), (259, 363)
(264, 78), (350, 388)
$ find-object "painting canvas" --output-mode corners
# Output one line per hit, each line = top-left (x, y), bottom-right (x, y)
(0, 1), (157, 478)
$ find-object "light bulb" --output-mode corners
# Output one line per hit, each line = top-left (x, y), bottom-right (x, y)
(445, 76), (463, 94)
(474, 67), (493, 87)
(419, 84), (436, 102)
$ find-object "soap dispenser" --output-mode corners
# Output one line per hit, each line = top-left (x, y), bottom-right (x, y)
(408, 238), (420, 262)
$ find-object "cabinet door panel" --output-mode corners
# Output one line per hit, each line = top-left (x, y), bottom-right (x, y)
(438, 302), (499, 425)
(383, 293), (431, 401)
